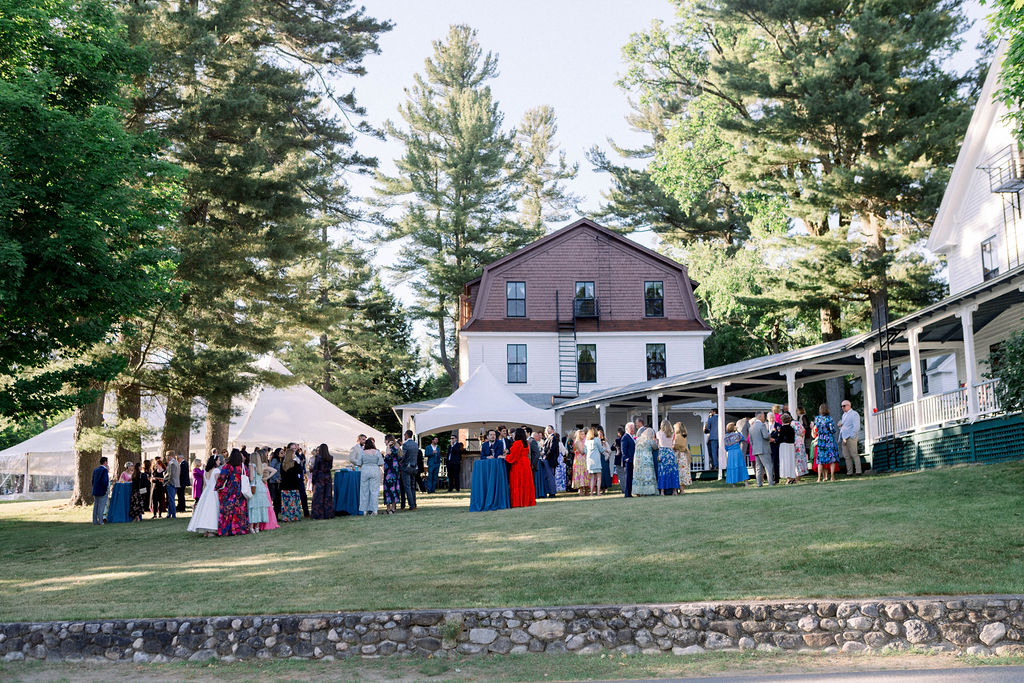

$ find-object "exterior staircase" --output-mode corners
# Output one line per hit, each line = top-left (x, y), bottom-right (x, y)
(555, 291), (578, 398)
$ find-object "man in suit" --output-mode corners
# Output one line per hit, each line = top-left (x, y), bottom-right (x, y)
(400, 430), (419, 511)
(424, 436), (441, 493)
(446, 438), (463, 492)
(177, 453), (189, 512)
(541, 426), (559, 498)
(620, 423), (636, 497)
(480, 430), (505, 459)
(749, 412), (774, 486)
(704, 410), (720, 471)
(164, 451), (179, 519)
(91, 457), (110, 525)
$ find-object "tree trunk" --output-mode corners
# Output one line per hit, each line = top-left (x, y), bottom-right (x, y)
(115, 377), (141, 467)
(320, 332), (332, 394)
(205, 393), (231, 453)
(161, 393), (192, 459)
(820, 303), (845, 421)
(70, 385), (105, 506)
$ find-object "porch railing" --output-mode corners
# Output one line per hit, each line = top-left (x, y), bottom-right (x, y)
(872, 379), (1004, 441)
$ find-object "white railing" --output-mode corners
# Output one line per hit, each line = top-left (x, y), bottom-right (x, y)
(872, 379), (1004, 441)
(977, 379), (1002, 415)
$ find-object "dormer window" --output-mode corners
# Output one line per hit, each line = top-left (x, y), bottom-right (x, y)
(506, 281), (526, 317)
(644, 281), (664, 317)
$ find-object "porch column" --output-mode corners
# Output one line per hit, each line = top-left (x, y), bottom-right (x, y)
(554, 410), (564, 437)
(781, 367), (799, 414)
(649, 393), (660, 429)
(860, 347), (876, 445)
(956, 304), (980, 420)
(715, 382), (728, 478)
(908, 326), (925, 430)
(598, 403), (608, 431)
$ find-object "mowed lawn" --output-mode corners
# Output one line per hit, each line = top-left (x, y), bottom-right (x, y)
(1, 461), (1022, 622)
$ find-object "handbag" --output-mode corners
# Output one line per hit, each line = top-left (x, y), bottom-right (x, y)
(240, 468), (254, 500)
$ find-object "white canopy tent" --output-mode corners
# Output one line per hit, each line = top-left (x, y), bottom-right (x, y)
(230, 357), (384, 457)
(413, 365), (555, 435)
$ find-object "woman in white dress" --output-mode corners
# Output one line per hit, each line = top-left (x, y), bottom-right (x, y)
(356, 437), (384, 515)
(187, 453), (222, 537)
(584, 428), (604, 495)
(778, 413), (798, 483)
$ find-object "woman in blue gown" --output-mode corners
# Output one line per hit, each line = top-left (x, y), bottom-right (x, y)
(723, 422), (748, 485)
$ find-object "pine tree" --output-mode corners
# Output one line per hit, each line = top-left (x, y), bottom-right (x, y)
(376, 25), (536, 390)
(512, 105), (581, 233)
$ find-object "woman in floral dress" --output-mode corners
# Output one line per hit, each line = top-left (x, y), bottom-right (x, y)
(631, 427), (658, 496)
(382, 438), (402, 514)
(812, 404), (839, 482)
(655, 420), (679, 495)
(673, 422), (692, 493)
(571, 429), (588, 494)
(793, 412), (809, 477)
(216, 450), (249, 536)
(278, 449), (303, 522)
(554, 451), (567, 492)
(129, 463), (146, 522)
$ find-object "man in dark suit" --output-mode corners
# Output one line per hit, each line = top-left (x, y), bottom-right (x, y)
(620, 423), (636, 497)
(177, 453), (188, 512)
(91, 457), (110, 525)
(446, 439), (463, 492)
(542, 426), (559, 498)
(480, 430), (505, 459)
(400, 430), (418, 510)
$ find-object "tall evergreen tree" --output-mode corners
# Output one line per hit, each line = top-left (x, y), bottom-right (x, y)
(376, 25), (535, 390)
(512, 105), (581, 233)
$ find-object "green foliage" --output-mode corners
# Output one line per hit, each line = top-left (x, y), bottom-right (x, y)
(512, 105), (581, 233)
(985, 0), (1024, 138)
(988, 327), (1024, 413)
(0, 0), (180, 419)
(375, 25), (544, 388)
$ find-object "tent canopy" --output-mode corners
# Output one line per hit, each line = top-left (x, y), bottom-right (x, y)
(231, 357), (385, 455)
(414, 365), (555, 435)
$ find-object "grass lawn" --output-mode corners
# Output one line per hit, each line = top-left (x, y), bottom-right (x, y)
(0, 650), (1023, 682)
(1, 461), (1022, 622)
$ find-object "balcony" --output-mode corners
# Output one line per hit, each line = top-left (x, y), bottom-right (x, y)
(872, 379), (1003, 440)
(979, 146), (1024, 194)
(573, 297), (600, 319)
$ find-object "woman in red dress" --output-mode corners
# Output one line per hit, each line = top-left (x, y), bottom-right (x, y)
(505, 427), (537, 508)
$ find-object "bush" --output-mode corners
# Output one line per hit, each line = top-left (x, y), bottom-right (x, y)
(988, 328), (1024, 413)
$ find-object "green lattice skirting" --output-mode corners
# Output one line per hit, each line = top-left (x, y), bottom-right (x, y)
(871, 412), (1024, 472)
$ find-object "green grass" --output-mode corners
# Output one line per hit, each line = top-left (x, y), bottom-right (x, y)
(1, 461), (1023, 622)
(0, 650), (1022, 682)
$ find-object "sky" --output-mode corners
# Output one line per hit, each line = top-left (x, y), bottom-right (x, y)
(341, 0), (992, 352)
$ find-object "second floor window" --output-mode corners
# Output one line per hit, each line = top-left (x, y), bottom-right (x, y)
(507, 344), (527, 383)
(577, 344), (597, 383)
(575, 281), (596, 317)
(645, 281), (664, 317)
(981, 237), (999, 281)
(506, 281), (526, 317)
(646, 343), (666, 380)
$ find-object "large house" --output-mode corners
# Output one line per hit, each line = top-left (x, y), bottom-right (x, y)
(457, 218), (711, 399)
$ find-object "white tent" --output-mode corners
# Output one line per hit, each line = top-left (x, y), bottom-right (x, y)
(413, 365), (554, 435)
(230, 357), (385, 455)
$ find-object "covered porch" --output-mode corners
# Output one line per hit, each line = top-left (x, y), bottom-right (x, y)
(555, 266), (1024, 471)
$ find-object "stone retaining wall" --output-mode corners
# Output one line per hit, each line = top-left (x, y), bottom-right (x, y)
(2, 596), (1023, 663)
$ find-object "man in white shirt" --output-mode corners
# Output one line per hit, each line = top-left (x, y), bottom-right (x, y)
(839, 400), (862, 475)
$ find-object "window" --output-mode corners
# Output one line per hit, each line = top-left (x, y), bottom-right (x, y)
(575, 281), (594, 300)
(644, 281), (664, 317)
(981, 237), (999, 281)
(574, 281), (596, 317)
(506, 281), (526, 317)
(920, 359), (930, 395)
(646, 343), (667, 380)
(577, 344), (597, 383)
(507, 344), (527, 383)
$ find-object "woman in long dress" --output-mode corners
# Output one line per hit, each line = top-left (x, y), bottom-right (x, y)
(188, 454), (221, 536)
(554, 452), (567, 492)
(655, 420), (679, 495)
(632, 427), (658, 496)
(216, 450), (249, 536)
(382, 439), (401, 514)
(357, 437), (384, 515)
(813, 404), (840, 482)
(793, 414), (809, 477)
(151, 458), (166, 519)
(724, 422), (748, 485)
(598, 429), (613, 492)
(778, 414), (798, 483)
(571, 430), (588, 494)
(278, 449), (303, 522)
(192, 460), (205, 502)
(673, 422), (692, 493)
(129, 463), (146, 522)
(505, 428), (537, 508)
(584, 428), (604, 496)
(310, 443), (335, 520)
(248, 451), (273, 532)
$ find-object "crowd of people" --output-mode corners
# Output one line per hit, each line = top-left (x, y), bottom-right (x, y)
(86, 398), (862, 528)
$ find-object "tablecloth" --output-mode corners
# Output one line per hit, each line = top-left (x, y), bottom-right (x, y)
(107, 482), (131, 523)
(468, 458), (510, 512)
(333, 469), (363, 516)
